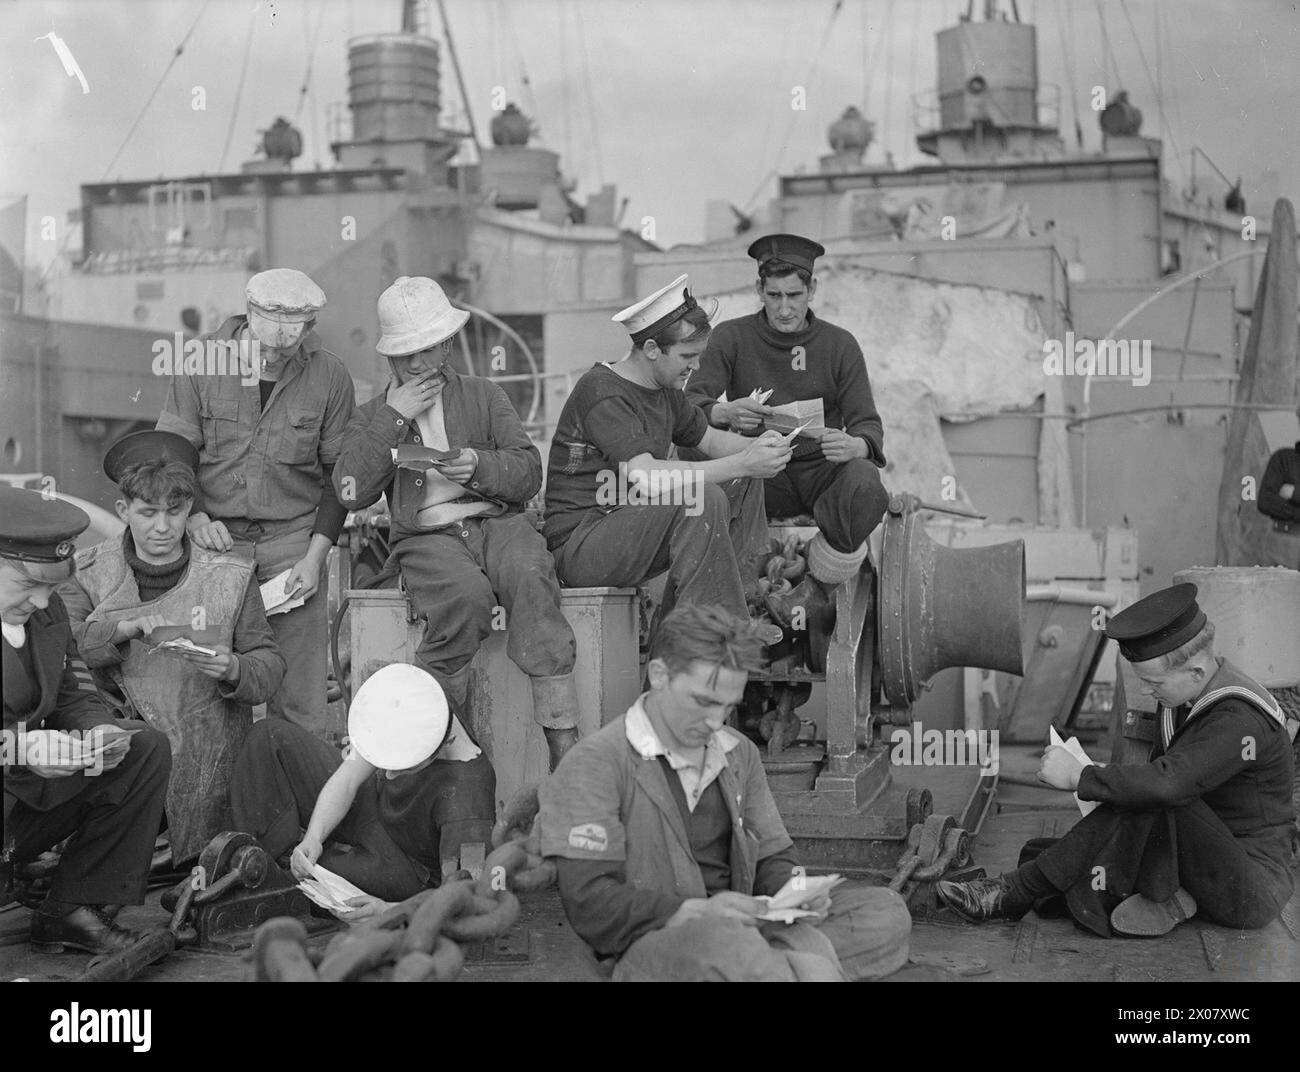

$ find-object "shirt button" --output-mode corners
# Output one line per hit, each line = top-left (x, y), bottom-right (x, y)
(395, 419), (404, 426)
(414, 479), (423, 487)
(460, 530), (470, 539)
(471, 481), (479, 488)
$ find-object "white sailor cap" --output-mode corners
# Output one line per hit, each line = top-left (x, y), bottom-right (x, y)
(245, 268), (327, 321)
(612, 274), (718, 344)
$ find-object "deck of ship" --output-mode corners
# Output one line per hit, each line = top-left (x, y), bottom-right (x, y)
(3, 745), (1295, 984)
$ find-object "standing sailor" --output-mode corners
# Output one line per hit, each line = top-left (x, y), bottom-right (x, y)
(937, 583), (1295, 937)
(157, 268), (355, 738)
(2, 487), (171, 954)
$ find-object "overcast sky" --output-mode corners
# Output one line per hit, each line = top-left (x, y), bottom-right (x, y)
(2, 0), (1298, 263)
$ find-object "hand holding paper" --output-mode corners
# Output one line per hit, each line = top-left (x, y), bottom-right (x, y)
(1044, 726), (1097, 816)
(756, 872), (844, 924)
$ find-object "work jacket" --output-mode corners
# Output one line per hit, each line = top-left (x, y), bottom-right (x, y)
(334, 368), (541, 542)
(61, 537), (284, 859)
(157, 315), (355, 527)
(539, 705), (793, 900)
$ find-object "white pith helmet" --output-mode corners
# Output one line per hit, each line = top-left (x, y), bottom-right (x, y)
(376, 276), (470, 357)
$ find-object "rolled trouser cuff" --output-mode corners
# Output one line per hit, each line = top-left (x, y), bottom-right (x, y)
(807, 532), (868, 585)
(530, 672), (581, 730)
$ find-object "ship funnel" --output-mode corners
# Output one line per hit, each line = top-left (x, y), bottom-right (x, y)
(347, 33), (442, 143)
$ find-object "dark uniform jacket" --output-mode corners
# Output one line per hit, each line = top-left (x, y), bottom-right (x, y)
(334, 367), (542, 542)
(3, 595), (114, 817)
(1079, 657), (1295, 894)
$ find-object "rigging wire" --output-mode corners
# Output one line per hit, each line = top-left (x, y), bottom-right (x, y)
(743, 0), (846, 213)
(881, 0), (894, 159)
(217, 7), (257, 173)
(1117, 0), (1186, 188)
(41, 0), (211, 285)
(500, 0), (540, 122)
(1093, 0), (1120, 89)
(295, 0), (329, 122)
(573, 0), (606, 188)
(1055, 0), (1084, 149)
(905, 0), (921, 163)
(99, 0), (212, 182)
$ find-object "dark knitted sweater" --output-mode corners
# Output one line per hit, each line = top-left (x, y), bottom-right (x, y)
(122, 530), (191, 603)
(686, 309), (886, 465)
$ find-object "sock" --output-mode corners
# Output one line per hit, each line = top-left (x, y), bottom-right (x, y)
(1006, 860), (1058, 908)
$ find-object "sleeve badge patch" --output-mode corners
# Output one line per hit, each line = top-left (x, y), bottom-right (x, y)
(567, 823), (609, 853)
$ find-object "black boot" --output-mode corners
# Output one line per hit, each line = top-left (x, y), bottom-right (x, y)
(31, 901), (141, 955)
(936, 876), (1032, 922)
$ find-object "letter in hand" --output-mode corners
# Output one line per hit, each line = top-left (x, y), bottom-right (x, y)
(1037, 744), (1083, 791)
(741, 430), (792, 478)
(290, 836), (323, 882)
(431, 448), (478, 485)
(720, 397), (775, 432)
(178, 642), (240, 683)
(338, 894), (395, 923)
(666, 890), (765, 929)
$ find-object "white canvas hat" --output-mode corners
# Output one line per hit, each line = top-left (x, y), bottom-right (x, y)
(376, 276), (471, 356)
(347, 663), (450, 770)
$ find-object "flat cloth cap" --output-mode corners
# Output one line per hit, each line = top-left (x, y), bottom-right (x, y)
(747, 233), (826, 274)
(245, 268), (326, 320)
(0, 486), (90, 564)
(104, 430), (199, 484)
(1104, 582), (1207, 663)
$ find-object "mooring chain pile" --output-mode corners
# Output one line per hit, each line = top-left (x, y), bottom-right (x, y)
(249, 785), (554, 982)
(759, 535), (810, 630)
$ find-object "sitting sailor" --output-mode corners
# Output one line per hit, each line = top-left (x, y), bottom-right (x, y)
(2, 487), (171, 954)
(539, 603), (911, 981)
(937, 583), (1295, 937)
(228, 663), (496, 918)
(60, 430), (285, 864)
(335, 276), (581, 770)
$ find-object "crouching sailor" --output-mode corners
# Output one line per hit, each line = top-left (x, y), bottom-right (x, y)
(539, 604), (911, 981)
(937, 583), (1295, 937)
(228, 663), (496, 916)
(1, 487), (171, 954)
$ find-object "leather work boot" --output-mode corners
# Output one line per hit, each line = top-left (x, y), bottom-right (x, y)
(531, 673), (581, 771)
(936, 876), (1032, 923)
(30, 903), (141, 955)
(1110, 889), (1197, 937)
